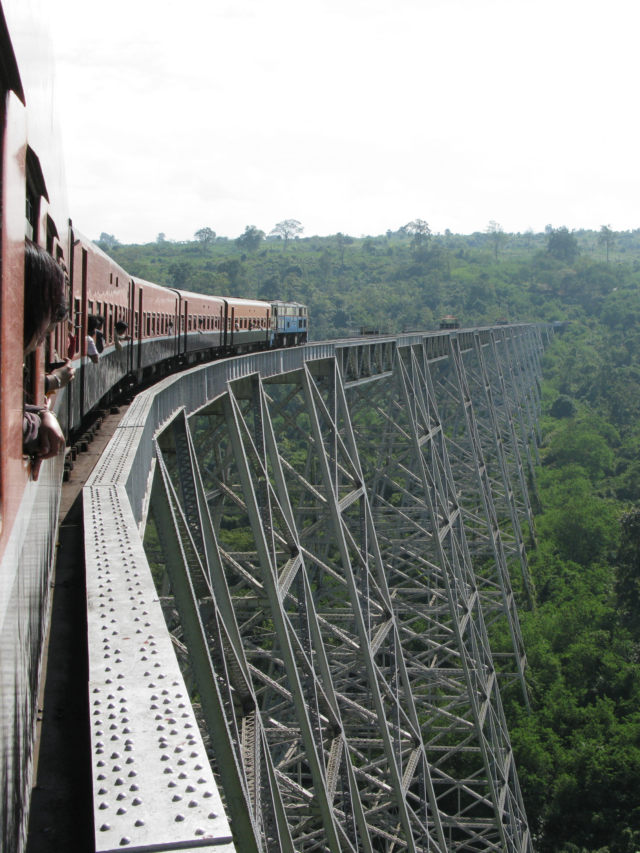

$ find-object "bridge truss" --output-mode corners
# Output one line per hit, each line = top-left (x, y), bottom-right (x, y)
(85, 325), (549, 853)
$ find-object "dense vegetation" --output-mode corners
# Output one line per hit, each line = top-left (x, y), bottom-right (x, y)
(118, 222), (640, 852)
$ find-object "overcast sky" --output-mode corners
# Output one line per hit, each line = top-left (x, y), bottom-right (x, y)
(50, 0), (640, 244)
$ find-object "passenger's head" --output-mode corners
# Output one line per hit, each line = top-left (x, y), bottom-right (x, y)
(24, 240), (68, 354)
(95, 315), (105, 329)
(87, 314), (100, 336)
(115, 321), (128, 334)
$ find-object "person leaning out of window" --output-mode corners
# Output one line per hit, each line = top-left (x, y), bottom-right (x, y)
(114, 321), (130, 352)
(23, 240), (67, 478)
(86, 314), (100, 364)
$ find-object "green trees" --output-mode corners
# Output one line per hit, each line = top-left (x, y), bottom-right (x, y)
(547, 226), (580, 263)
(485, 220), (507, 260)
(598, 224), (617, 263)
(403, 219), (431, 259)
(194, 226), (216, 251)
(235, 225), (265, 253)
(270, 219), (303, 250)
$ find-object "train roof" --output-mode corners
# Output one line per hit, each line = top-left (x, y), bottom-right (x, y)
(270, 300), (308, 308)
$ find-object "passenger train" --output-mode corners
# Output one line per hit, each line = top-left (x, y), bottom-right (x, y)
(60, 231), (308, 433)
(0, 3), (307, 850)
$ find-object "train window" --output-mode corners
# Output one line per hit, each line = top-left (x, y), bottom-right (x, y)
(88, 300), (94, 316)
(115, 276), (119, 287)
(134, 311), (139, 338)
(108, 305), (113, 341)
(110, 273), (113, 284)
(146, 314), (150, 336)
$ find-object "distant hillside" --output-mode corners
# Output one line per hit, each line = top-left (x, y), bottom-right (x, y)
(96, 226), (640, 341)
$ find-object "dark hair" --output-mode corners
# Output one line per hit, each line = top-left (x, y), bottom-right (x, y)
(95, 315), (105, 329)
(24, 239), (67, 349)
(87, 314), (100, 335)
(115, 321), (128, 334)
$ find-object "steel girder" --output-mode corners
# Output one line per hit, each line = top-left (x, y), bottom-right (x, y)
(144, 328), (545, 853)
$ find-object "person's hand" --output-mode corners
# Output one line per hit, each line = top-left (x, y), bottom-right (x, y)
(36, 411), (65, 459)
(50, 358), (75, 390)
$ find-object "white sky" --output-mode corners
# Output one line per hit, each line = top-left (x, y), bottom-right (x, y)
(51, 0), (640, 244)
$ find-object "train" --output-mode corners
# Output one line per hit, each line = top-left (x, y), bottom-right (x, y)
(0, 3), (308, 851)
(58, 231), (308, 434)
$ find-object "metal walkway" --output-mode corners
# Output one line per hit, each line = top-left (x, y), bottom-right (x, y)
(84, 325), (549, 853)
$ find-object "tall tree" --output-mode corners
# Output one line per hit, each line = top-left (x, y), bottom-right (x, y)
(524, 228), (534, 250)
(598, 224), (617, 263)
(270, 219), (304, 251)
(235, 225), (265, 253)
(546, 226), (580, 263)
(194, 227), (216, 251)
(99, 232), (120, 248)
(403, 219), (431, 254)
(485, 220), (507, 261)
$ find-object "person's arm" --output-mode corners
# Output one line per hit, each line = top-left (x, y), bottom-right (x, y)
(36, 411), (65, 459)
(46, 359), (75, 393)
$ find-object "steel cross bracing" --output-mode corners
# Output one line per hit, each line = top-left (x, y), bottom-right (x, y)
(140, 326), (546, 853)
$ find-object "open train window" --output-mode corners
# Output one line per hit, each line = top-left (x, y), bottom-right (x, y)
(146, 314), (150, 336)
(134, 311), (139, 338)
(108, 305), (113, 342)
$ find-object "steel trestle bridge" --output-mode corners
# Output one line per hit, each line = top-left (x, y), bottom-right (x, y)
(84, 324), (549, 853)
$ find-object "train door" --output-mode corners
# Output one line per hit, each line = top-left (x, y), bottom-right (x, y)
(137, 287), (143, 369)
(128, 280), (135, 374)
(79, 247), (88, 418)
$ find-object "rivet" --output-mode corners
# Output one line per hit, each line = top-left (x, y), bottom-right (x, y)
(129, 783), (139, 790)
(97, 773), (106, 780)
(194, 764), (203, 771)
(186, 785), (196, 793)
(115, 778), (124, 786)
(117, 808), (127, 815)
(161, 754), (170, 761)
(175, 814), (185, 822)
(132, 798), (142, 806)
(164, 767), (174, 774)
(100, 823), (111, 831)
(97, 761), (105, 767)
(172, 795), (182, 802)
(203, 791), (213, 798)
(111, 752), (120, 759)
(116, 793), (126, 801)
(189, 800), (199, 808)
(208, 812), (218, 819)
(198, 778), (207, 784)
(99, 802), (109, 810)
(195, 829), (205, 836)
(177, 759), (186, 766)
(168, 781), (177, 788)
(119, 835), (130, 844)
(134, 819), (144, 826)
(175, 747), (183, 754)
(98, 788), (108, 795)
